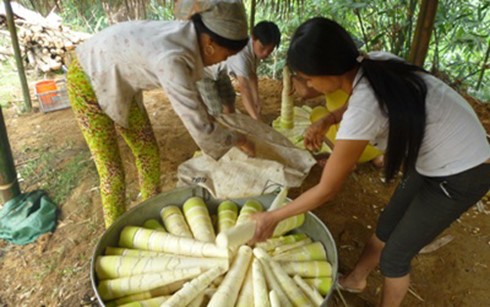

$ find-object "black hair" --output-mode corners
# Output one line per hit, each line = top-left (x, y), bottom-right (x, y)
(252, 21), (281, 47)
(288, 17), (428, 181)
(191, 14), (248, 52)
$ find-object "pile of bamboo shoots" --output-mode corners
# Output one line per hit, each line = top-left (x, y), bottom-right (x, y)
(0, 3), (90, 72)
(95, 189), (334, 306)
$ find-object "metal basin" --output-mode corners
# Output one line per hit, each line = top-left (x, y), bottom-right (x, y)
(91, 186), (338, 306)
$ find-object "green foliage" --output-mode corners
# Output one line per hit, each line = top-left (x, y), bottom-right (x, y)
(251, 0), (489, 101)
(428, 0), (490, 100)
(13, 0), (490, 101)
(147, 0), (175, 20)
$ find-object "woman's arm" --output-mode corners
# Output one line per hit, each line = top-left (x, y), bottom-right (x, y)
(250, 139), (368, 243)
(237, 74), (261, 120)
(304, 104), (348, 152)
(159, 57), (255, 158)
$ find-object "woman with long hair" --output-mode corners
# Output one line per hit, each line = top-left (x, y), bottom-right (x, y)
(251, 17), (490, 306)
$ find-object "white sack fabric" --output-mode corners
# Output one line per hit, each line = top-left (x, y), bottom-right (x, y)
(177, 113), (316, 199)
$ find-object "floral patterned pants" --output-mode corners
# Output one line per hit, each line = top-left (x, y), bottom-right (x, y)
(66, 57), (160, 228)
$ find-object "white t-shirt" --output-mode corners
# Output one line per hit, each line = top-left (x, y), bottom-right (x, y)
(337, 52), (490, 176)
(202, 39), (257, 81)
(226, 39), (257, 78)
(76, 20), (237, 159)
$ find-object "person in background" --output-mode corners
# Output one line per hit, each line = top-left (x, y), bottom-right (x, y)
(250, 17), (490, 307)
(198, 21), (281, 120)
(66, 1), (254, 228)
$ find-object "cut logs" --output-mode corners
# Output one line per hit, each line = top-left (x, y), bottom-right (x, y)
(0, 2), (90, 72)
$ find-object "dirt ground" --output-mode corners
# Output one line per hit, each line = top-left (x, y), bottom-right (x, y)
(0, 77), (489, 307)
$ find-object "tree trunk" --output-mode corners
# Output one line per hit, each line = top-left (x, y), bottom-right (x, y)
(250, 0), (256, 32)
(408, 0), (438, 67)
(476, 40), (490, 91)
(3, 0), (32, 112)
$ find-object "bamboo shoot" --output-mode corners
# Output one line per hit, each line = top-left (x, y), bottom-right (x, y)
(160, 206), (193, 238)
(161, 267), (225, 307)
(282, 261), (332, 278)
(256, 233), (308, 252)
(304, 277), (333, 296)
(217, 200), (238, 233)
(118, 226), (229, 258)
(98, 268), (203, 300)
(273, 214), (305, 237)
(252, 258), (271, 307)
(236, 262), (254, 307)
(143, 219), (166, 232)
(183, 197), (215, 242)
(281, 66), (294, 129)
(269, 290), (281, 307)
(207, 245), (253, 307)
(268, 187), (289, 210)
(215, 221), (256, 249)
(293, 275), (324, 306)
(272, 238), (312, 256)
(273, 242), (327, 261)
(253, 248), (314, 307)
(95, 255), (228, 279)
(236, 199), (263, 225)
(118, 295), (169, 307)
(105, 247), (165, 257)
(106, 281), (186, 306)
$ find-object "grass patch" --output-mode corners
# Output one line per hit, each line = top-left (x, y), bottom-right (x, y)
(0, 60), (23, 108)
(18, 143), (92, 204)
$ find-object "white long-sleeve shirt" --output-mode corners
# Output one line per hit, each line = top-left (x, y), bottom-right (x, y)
(76, 20), (237, 159)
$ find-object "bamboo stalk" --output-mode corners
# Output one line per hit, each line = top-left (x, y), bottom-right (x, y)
(2, 0), (32, 112)
(0, 108), (20, 203)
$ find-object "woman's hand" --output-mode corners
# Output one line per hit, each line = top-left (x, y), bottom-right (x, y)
(248, 211), (280, 245)
(304, 116), (331, 152)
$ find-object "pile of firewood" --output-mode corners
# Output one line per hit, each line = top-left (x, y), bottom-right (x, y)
(0, 2), (91, 73)
(17, 21), (90, 72)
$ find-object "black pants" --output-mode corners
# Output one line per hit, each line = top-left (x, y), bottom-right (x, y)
(375, 162), (490, 278)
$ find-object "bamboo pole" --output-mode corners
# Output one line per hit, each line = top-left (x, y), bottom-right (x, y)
(476, 41), (490, 91)
(3, 0), (32, 112)
(249, 0), (256, 32)
(408, 0), (438, 67)
(0, 107), (21, 203)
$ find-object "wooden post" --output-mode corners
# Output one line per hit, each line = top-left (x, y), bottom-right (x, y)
(476, 41), (490, 91)
(249, 0), (256, 33)
(0, 107), (21, 203)
(408, 0), (438, 67)
(3, 0), (32, 112)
